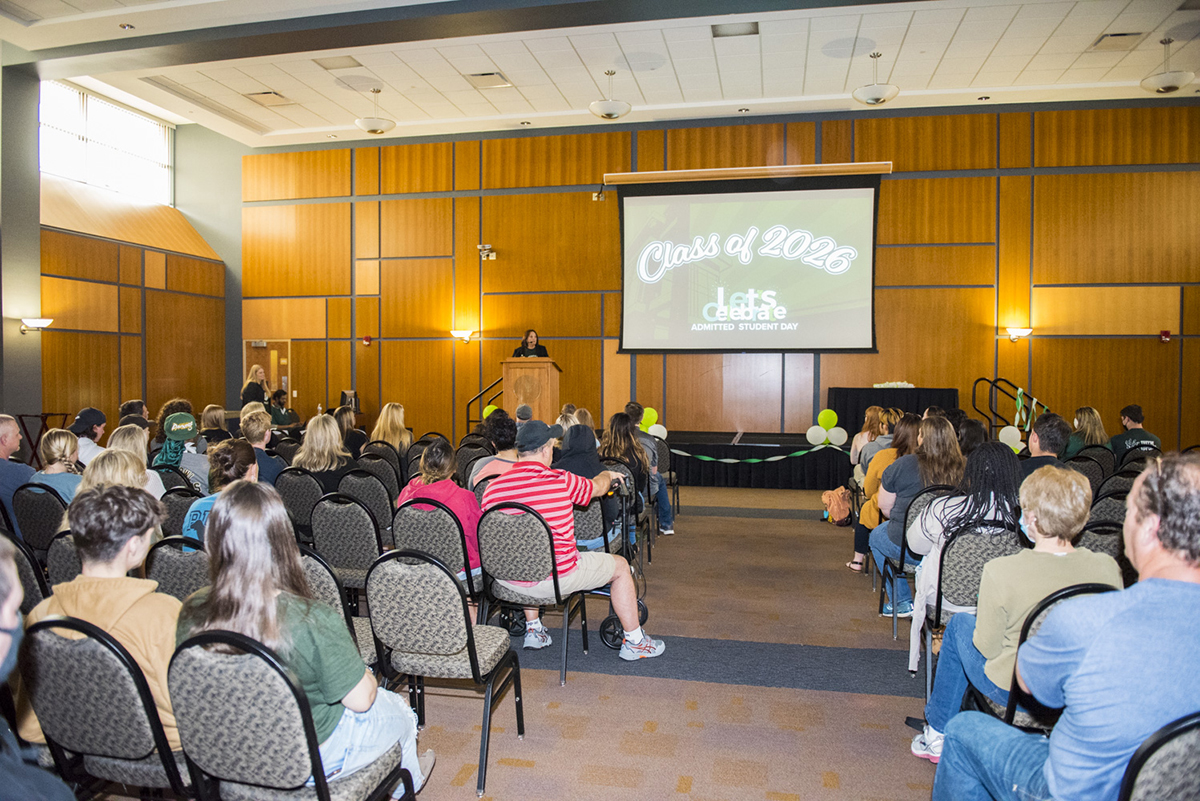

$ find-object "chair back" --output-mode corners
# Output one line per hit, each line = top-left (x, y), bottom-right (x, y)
(339, 470), (395, 548)
(1119, 445), (1161, 471)
(366, 551), (475, 670)
(1078, 446), (1115, 477)
(651, 435), (672, 473)
(455, 443), (494, 486)
(356, 453), (400, 504)
(601, 458), (640, 497)
(12, 483), (67, 555)
(160, 487), (203, 539)
(904, 484), (957, 535)
(1077, 521), (1123, 560)
(937, 523), (1024, 614)
(5, 531), (49, 615)
(1089, 490), (1128, 526)
(1066, 455), (1104, 497)
(169, 631), (328, 794)
(273, 438), (301, 465)
(393, 498), (475, 595)
(275, 467), (325, 533)
(299, 546), (355, 637)
(573, 497), (606, 550)
(362, 440), (403, 484)
(458, 433), (490, 449)
(418, 432), (449, 443)
(152, 465), (191, 492)
(477, 502), (557, 585)
(474, 475), (494, 507)
(21, 617), (187, 794)
(311, 494), (383, 574)
(1119, 710), (1200, 801)
(1097, 472), (1136, 498)
(46, 532), (82, 587)
(146, 537), (209, 601)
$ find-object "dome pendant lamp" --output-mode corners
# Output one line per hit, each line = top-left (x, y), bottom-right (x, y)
(852, 52), (900, 106)
(589, 69), (632, 120)
(355, 87), (396, 135)
(1140, 38), (1194, 94)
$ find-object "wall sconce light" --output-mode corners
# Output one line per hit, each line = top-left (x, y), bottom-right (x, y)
(450, 329), (475, 343)
(20, 318), (52, 334)
(1006, 327), (1033, 342)
(477, 244), (495, 260)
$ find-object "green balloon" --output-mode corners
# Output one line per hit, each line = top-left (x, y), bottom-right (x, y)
(483, 405), (498, 419)
(817, 408), (838, 430)
(641, 407), (658, 431)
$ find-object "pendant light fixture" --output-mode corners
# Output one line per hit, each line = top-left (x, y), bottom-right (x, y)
(1140, 38), (1194, 94)
(852, 52), (900, 106)
(589, 70), (632, 120)
(355, 87), (396, 135)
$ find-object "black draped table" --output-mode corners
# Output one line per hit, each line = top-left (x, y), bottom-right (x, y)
(671, 441), (851, 490)
(828, 387), (960, 436)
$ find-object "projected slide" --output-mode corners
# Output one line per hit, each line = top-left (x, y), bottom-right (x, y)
(620, 181), (876, 352)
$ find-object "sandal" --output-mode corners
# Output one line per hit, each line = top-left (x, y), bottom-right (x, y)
(846, 559), (865, 573)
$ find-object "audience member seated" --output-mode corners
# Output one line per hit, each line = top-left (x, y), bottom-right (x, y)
(293, 414), (353, 493)
(199, 404), (232, 444)
(241, 411), (284, 485)
(599, 412), (650, 504)
(240, 363), (270, 407)
(15, 485), (182, 751)
(848, 412), (919, 572)
(552, 424), (618, 549)
(850, 405), (884, 475)
(872, 416), (965, 617)
(627, 402), (674, 536)
(1108, 403), (1161, 462)
(119, 398), (150, 422)
(0, 415), (34, 537)
(398, 439), (481, 584)
(1061, 406), (1109, 461)
(859, 407), (902, 475)
(1021, 413), (1071, 478)
(913, 466), (1122, 764)
(335, 405), (368, 460)
(574, 408), (599, 443)
(469, 410), (518, 489)
(933, 454), (1200, 801)
(957, 419), (988, 457)
(69, 407), (107, 466)
(184, 439), (258, 544)
(370, 402), (413, 458)
(514, 404), (532, 428)
(150, 398), (195, 459)
(152, 413), (210, 494)
(945, 408), (968, 438)
(118, 414), (150, 433)
(906, 441), (1023, 671)
(177, 481), (433, 793)
(268, 389), (293, 427)
(924, 406), (947, 419)
(107, 423), (167, 499)
(30, 429), (83, 503)
(0, 536), (75, 800)
(482, 421), (664, 660)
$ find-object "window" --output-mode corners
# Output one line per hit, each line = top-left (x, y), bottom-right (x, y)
(40, 81), (173, 206)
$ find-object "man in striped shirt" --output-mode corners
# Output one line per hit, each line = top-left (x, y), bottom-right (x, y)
(482, 420), (666, 661)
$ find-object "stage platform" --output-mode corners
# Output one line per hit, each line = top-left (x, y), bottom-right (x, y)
(667, 432), (851, 491)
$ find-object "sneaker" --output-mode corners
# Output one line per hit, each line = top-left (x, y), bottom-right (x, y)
(523, 627), (552, 650)
(619, 635), (666, 661)
(659, 527), (674, 536)
(880, 600), (915, 618)
(911, 726), (944, 763)
(416, 749), (436, 791)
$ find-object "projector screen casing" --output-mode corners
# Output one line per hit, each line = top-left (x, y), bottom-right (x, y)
(618, 174), (880, 354)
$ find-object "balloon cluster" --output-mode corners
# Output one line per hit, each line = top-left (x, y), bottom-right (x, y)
(639, 407), (658, 432)
(482, 405), (498, 419)
(806, 409), (849, 447)
(998, 425), (1024, 453)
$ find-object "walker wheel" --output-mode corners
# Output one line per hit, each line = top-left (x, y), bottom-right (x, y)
(498, 608), (527, 637)
(599, 615), (623, 649)
(637, 599), (649, 626)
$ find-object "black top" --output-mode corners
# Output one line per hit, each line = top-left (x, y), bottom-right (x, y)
(1021, 455), (1062, 479)
(241, 382), (267, 407)
(312, 458), (354, 494)
(200, 427), (232, 444)
(344, 429), (368, 460)
(553, 427), (616, 533)
(512, 344), (549, 358)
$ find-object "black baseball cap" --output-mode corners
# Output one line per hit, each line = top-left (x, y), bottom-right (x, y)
(118, 414), (151, 430)
(516, 420), (562, 453)
(68, 407), (106, 435)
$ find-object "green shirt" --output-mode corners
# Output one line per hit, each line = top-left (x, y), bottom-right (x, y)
(1108, 429), (1160, 462)
(1061, 432), (1109, 461)
(177, 589), (364, 743)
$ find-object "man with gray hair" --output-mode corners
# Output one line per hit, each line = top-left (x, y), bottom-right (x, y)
(933, 454), (1200, 801)
(0, 416), (34, 539)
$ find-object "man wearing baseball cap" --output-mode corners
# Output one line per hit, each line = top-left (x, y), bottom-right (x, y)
(68, 407), (107, 466)
(482, 420), (666, 661)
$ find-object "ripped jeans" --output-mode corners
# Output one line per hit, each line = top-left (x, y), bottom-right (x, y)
(314, 687), (423, 797)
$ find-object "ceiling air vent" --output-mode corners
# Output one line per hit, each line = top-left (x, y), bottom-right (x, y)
(1088, 33), (1146, 51)
(245, 91), (294, 107)
(465, 72), (513, 89)
(712, 22), (759, 37)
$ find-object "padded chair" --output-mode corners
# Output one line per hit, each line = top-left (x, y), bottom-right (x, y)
(145, 537), (210, 602)
(273, 437), (302, 465)
(478, 502), (589, 686)
(46, 531), (82, 587)
(573, 496), (619, 554)
(1118, 709), (1200, 801)
(169, 631), (414, 801)
(1078, 445), (1116, 477)
(1119, 445), (1161, 472)
(458, 433), (491, 449)
(20, 617), (191, 797)
(311, 494), (384, 595)
(882, 484), (955, 639)
(12, 482), (68, 560)
(650, 435), (679, 515)
(340, 470), (396, 549)
(602, 458), (649, 563)
(356, 453), (400, 505)
(455, 442), (494, 486)
(393, 498), (480, 604)
(275, 467), (325, 543)
(417, 432), (449, 443)
(1078, 521), (1138, 587)
(300, 545), (374, 666)
(1089, 490), (1128, 526)
(161, 487), (204, 539)
(362, 440), (403, 488)
(153, 464), (192, 492)
(1065, 455), (1104, 497)
(5, 531), (49, 615)
(366, 550), (523, 798)
(1097, 472), (1137, 498)
(473, 475), (495, 507)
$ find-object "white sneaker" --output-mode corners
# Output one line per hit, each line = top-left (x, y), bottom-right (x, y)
(416, 749), (436, 792)
(619, 635), (665, 660)
(523, 627), (552, 650)
(911, 725), (944, 763)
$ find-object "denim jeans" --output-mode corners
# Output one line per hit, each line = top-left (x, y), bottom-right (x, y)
(655, 479), (674, 529)
(933, 712), (1052, 801)
(315, 687), (422, 797)
(925, 613), (1009, 732)
(869, 525), (913, 605)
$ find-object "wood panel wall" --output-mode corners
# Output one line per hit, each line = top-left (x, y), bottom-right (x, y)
(241, 107), (1200, 448)
(40, 228), (226, 433)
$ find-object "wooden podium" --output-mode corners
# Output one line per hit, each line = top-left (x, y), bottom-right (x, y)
(501, 357), (562, 423)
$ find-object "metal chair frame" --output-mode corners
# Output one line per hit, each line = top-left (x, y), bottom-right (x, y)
(1118, 709), (1200, 801)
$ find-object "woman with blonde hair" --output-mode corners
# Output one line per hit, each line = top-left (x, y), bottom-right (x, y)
(200, 404), (232, 444)
(79, 450), (152, 494)
(31, 429), (83, 502)
(293, 414), (353, 493)
(369, 402), (413, 456)
(107, 423), (167, 499)
(1061, 406), (1110, 460)
(334, 405), (368, 460)
(240, 363), (269, 407)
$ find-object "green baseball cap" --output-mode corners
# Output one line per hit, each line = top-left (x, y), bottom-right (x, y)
(164, 412), (197, 441)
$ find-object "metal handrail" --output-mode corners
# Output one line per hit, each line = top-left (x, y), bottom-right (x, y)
(465, 376), (503, 434)
(972, 377), (1050, 435)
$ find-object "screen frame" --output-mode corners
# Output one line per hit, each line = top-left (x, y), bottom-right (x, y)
(616, 173), (880, 355)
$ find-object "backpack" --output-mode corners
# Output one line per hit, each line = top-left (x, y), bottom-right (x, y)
(821, 487), (852, 527)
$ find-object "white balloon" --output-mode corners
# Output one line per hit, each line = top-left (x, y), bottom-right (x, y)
(827, 426), (848, 446)
(648, 424), (668, 439)
(806, 425), (827, 446)
(998, 425), (1023, 448)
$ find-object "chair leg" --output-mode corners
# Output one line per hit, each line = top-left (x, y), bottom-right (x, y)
(511, 653), (525, 739)
(416, 675), (426, 727)
(559, 603), (570, 686)
(892, 571), (899, 640)
(477, 675), (495, 798)
(578, 594), (589, 655)
(925, 624), (934, 700)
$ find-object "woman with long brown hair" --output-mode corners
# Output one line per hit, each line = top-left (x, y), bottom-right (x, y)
(334, 405), (368, 460)
(1061, 406), (1109, 460)
(176, 481), (433, 792)
(850, 405), (884, 466)
(847, 412), (921, 572)
(598, 412), (650, 499)
(871, 415), (965, 616)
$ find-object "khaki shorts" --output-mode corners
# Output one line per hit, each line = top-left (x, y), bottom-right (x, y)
(496, 551), (617, 600)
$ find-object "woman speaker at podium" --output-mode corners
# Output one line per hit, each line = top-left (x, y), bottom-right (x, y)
(512, 329), (549, 358)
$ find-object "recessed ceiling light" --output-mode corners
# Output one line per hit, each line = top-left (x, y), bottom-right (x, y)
(465, 72), (513, 89)
(245, 91), (294, 107)
(978, 96), (990, 101)
(712, 22), (759, 37)
(519, 121), (532, 126)
(314, 56), (363, 71)
(327, 135), (338, 139)
(737, 107), (750, 113)
(118, 22), (134, 30)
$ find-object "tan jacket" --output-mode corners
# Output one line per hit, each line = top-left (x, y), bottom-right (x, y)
(15, 576), (183, 750)
(859, 447), (898, 530)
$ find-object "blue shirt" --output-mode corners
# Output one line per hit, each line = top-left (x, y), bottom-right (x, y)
(30, 472), (82, 504)
(182, 495), (218, 546)
(254, 448), (284, 486)
(1018, 579), (1200, 801)
(0, 460), (35, 539)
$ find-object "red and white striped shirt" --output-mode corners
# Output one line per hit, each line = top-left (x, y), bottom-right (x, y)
(481, 460), (593, 581)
